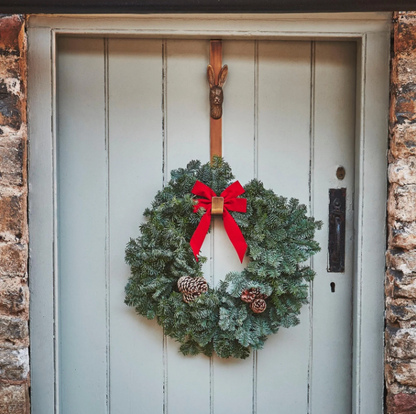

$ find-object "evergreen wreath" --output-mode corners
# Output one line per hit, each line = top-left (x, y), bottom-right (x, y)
(125, 158), (322, 359)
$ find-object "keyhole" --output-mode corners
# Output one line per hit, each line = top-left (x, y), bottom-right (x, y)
(330, 282), (336, 293)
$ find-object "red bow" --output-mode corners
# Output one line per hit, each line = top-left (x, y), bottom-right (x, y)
(190, 180), (248, 263)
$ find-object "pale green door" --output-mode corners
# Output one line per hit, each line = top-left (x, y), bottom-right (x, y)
(56, 36), (356, 414)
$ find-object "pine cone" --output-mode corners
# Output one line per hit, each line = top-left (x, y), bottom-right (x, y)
(250, 298), (267, 313)
(241, 289), (255, 303)
(256, 293), (268, 300)
(178, 276), (208, 294)
(178, 276), (208, 303)
(177, 276), (194, 293)
(192, 277), (208, 294)
(241, 288), (266, 303)
(182, 292), (201, 303)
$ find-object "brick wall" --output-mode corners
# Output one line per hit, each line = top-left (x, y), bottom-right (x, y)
(386, 11), (416, 414)
(0, 14), (29, 414)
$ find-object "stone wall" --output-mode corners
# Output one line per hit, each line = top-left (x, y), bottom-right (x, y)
(386, 11), (416, 414)
(0, 14), (30, 414)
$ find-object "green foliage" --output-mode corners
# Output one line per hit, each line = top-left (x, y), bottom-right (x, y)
(125, 157), (322, 359)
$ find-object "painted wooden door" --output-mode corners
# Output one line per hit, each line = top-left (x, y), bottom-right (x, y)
(56, 36), (356, 414)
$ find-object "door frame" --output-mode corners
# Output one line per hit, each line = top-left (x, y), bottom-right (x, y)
(27, 13), (391, 414)
(1, 1), (409, 13)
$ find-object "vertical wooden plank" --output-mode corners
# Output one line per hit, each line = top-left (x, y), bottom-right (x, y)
(310, 41), (356, 414)
(166, 39), (211, 414)
(212, 40), (255, 414)
(165, 39), (210, 171)
(108, 38), (164, 414)
(256, 40), (312, 414)
(56, 37), (107, 414)
(222, 40), (255, 183)
(28, 27), (56, 414)
(210, 40), (222, 160)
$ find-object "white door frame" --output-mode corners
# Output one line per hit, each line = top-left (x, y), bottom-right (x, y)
(27, 13), (391, 414)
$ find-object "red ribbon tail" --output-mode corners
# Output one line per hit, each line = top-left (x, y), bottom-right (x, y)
(223, 209), (248, 263)
(190, 211), (212, 261)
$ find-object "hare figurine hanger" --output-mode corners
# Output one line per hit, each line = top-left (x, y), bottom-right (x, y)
(125, 40), (322, 359)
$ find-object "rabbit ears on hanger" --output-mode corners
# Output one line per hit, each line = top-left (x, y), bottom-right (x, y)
(207, 64), (228, 88)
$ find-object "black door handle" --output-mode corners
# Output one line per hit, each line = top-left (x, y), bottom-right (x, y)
(328, 188), (346, 273)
